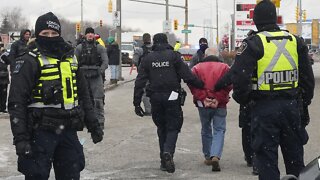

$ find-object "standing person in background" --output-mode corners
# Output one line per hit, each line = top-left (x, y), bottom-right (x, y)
(133, 33), (204, 173)
(132, 33), (153, 115)
(188, 38), (208, 68)
(75, 27), (109, 129)
(9, 29), (31, 71)
(231, 1), (314, 179)
(189, 47), (232, 172)
(8, 12), (103, 179)
(0, 48), (10, 113)
(106, 36), (120, 85)
(174, 41), (181, 51)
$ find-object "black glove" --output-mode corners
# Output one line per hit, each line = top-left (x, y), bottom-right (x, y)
(135, 105), (144, 117)
(301, 105), (310, 127)
(15, 141), (32, 157)
(91, 127), (104, 144)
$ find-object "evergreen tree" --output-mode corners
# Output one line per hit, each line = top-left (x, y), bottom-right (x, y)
(0, 16), (12, 34)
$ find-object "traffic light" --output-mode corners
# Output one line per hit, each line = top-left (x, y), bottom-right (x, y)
(76, 23), (80, 32)
(108, 0), (112, 13)
(100, 20), (103, 27)
(295, 6), (299, 21)
(271, 0), (280, 8)
(256, 0), (262, 4)
(303, 10), (307, 22)
(174, 19), (178, 30)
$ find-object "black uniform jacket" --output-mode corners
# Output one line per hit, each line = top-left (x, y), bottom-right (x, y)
(231, 27), (315, 105)
(133, 43), (204, 106)
(8, 41), (97, 143)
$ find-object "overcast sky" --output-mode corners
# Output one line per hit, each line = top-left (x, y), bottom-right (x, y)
(1, 0), (319, 45)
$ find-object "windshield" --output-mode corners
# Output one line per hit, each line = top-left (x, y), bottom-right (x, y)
(121, 44), (134, 51)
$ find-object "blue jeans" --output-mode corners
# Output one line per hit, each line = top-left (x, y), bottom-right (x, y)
(109, 65), (119, 79)
(198, 107), (227, 159)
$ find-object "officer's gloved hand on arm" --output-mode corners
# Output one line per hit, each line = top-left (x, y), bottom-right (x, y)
(15, 141), (32, 157)
(135, 105), (144, 117)
(91, 126), (104, 144)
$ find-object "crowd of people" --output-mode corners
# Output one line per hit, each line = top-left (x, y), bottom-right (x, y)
(0, 0), (315, 179)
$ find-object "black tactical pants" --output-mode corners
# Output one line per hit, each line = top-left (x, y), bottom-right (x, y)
(150, 92), (183, 157)
(0, 84), (8, 112)
(18, 129), (85, 179)
(251, 99), (305, 180)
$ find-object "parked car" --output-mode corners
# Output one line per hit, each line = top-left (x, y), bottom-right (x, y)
(178, 47), (197, 66)
(121, 43), (134, 66)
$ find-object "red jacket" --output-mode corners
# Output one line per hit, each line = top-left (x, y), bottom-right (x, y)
(189, 56), (232, 108)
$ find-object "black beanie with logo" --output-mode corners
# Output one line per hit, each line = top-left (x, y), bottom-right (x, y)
(35, 12), (61, 38)
(253, 0), (277, 25)
(153, 33), (168, 44)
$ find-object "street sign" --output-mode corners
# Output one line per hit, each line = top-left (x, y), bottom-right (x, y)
(163, 20), (172, 33)
(113, 11), (120, 27)
(187, 24), (194, 27)
(181, 30), (191, 33)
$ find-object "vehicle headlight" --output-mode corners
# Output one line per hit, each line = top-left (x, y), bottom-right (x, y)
(129, 54), (133, 59)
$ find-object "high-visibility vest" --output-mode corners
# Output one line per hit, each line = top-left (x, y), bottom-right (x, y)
(252, 31), (299, 91)
(28, 54), (79, 110)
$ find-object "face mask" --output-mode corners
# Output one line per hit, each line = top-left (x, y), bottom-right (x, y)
(36, 36), (69, 58)
(200, 44), (208, 53)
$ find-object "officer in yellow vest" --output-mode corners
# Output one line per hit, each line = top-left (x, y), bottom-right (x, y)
(231, 1), (314, 180)
(8, 12), (103, 179)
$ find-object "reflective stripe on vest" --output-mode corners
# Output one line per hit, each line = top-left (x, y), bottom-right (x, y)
(253, 31), (299, 91)
(28, 55), (79, 110)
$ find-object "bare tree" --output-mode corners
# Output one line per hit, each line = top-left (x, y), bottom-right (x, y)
(0, 7), (29, 31)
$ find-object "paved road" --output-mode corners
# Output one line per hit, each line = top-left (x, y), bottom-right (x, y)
(0, 64), (319, 180)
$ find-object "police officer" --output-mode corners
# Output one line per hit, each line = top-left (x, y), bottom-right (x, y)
(75, 27), (108, 129)
(0, 49), (10, 113)
(133, 33), (204, 173)
(8, 12), (103, 179)
(230, 1), (315, 180)
(132, 33), (153, 115)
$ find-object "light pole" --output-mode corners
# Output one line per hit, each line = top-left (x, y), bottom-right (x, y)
(297, 0), (302, 36)
(216, 0), (219, 46)
(116, 0), (123, 80)
(81, 0), (83, 33)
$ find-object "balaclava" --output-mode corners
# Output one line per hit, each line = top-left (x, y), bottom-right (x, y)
(199, 38), (208, 53)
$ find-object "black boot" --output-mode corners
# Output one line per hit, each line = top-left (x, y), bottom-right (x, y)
(160, 153), (167, 171)
(163, 152), (175, 173)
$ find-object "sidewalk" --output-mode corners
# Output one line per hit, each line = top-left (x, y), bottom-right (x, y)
(104, 65), (138, 90)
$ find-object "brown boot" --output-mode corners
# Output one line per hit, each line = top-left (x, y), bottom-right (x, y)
(211, 156), (221, 171)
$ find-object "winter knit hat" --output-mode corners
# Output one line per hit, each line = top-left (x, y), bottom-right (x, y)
(35, 12), (61, 38)
(85, 27), (95, 35)
(153, 33), (168, 44)
(108, 36), (115, 44)
(253, 0), (277, 25)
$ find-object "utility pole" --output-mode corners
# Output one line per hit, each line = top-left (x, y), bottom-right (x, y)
(128, 0), (188, 45)
(165, 0), (169, 37)
(116, 0), (123, 80)
(81, 0), (83, 33)
(297, 0), (302, 36)
(184, 0), (188, 46)
(216, 0), (219, 46)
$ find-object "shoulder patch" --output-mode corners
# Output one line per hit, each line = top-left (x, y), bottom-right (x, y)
(237, 42), (248, 55)
(13, 60), (25, 74)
